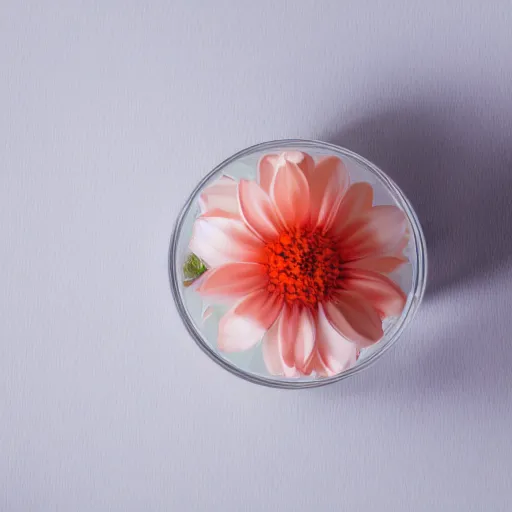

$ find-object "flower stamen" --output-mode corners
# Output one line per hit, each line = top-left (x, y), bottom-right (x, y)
(265, 229), (342, 306)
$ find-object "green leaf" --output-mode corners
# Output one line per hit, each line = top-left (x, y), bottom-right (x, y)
(183, 253), (208, 281)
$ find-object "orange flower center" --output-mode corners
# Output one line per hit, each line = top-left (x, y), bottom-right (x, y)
(264, 230), (342, 306)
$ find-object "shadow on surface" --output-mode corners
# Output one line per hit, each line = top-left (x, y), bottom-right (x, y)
(326, 100), (512, 298)
(314, 99), (512, 402)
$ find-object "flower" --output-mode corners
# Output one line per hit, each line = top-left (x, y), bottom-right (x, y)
(189, 151), (408, 377)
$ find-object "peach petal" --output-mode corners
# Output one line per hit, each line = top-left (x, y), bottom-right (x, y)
(258, 155), (280, 194)
(292, 307), (316, 371)
(276, 305), (300, 376)
(270, 162), (310, 228)
(262, 316), (285, 375)
(302, 350), (332, 377)
(198, 208), (239, 220)
(341, 269), (407, 318)
(284, 151), (315, 175)
(238, 179), (282, 241)
(269, 305), (316, 375)
(198, 175), (239, 215)
(315, 303), (358, 374)
(323, 291), (383, 348)
(262, 308), (300, 377)
(258, 151), (315, 194)
(340, 205), (408, 260)
(218, 290), (283, 352)
(329, 182), (374, 238)
(342, 255), (407, 273)
(189, 212), (265, 268)
(198, 262), (268, 299)
(306, 156), (349, 230)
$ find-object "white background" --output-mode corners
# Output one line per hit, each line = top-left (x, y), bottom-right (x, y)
(2, 2), (512, 510)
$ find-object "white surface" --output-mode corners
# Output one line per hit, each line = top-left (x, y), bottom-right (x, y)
(2, 2), (512, 511)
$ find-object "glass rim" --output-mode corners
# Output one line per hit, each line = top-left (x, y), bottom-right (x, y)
(169, 138), (428, 389)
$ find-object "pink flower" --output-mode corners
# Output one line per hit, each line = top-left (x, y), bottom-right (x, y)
(190, 151), (408, 377)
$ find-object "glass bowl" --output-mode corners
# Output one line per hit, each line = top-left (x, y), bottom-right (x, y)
(169, 139), (427, 388)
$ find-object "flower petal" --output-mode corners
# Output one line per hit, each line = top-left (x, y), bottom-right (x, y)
(293, 307), (316, 371)
(284, 151), (315, 175)
(262, 304), (317, 377)
(329, 182), (374, 238)
(340, 205), (408, 260)
(283, 151), (315, 177)
(218, 289), (283, 352)
(306, 156), (349, 230)
(189, 210), (265, 268)
(258, 151), (315, 194)
(315, 303), (358, 374)
(342, 255), (406, 273)
(262, 308), (300, 377)
(323, 291), (383, 348)
(302, 350), (332, 377)
(258, 155), (280, 194)
(262, 315), (285, 375)
(275, 305), (300, 376)
(238, 179), (282, 241)
(271, 162), (310, 228)
(198, 262), (268, 300)
(198, 175), (239, 216)
(341, 269), (407, 318)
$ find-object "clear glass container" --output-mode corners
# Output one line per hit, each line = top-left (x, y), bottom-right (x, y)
(169, 140), (427, 388)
